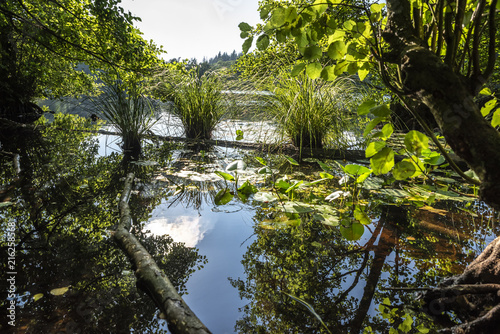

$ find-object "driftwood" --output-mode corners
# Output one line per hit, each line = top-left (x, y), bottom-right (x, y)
(113, 173), (211, 334)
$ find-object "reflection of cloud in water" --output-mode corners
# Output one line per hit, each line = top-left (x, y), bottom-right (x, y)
(145, 215), (214, 248)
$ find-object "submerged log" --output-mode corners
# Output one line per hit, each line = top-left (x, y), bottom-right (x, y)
(113, 173), (211, 334)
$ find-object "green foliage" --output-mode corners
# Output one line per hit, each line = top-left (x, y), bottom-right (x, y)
(0, 0), (162, 115)
(265, 73), (358, 151)
(92, 80), (158, 156)
(156, 71), (228, 139)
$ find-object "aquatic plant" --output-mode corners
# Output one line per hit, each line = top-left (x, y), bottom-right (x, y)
(265, 74), (359, 153)
(159, 71), (228, 140)
(93, 81), (158, 158)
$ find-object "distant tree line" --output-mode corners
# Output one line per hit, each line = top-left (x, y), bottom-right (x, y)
(167, 50), (242, 76)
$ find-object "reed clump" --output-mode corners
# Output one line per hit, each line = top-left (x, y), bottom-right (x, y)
(158, 71), (228, 140)
(94, 81), (158, 158)
(265, 74), (359, 152)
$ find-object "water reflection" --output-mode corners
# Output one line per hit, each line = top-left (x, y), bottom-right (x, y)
(230, 201), (498, 333)
(0, 116), (206, 333)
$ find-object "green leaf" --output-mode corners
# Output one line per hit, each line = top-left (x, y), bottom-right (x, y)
(238, 181), (258, 195)
(317, 161), (333, 172)
(344, 164), (371, 176)
(357, 100), (377, 115)
(370, 104), (391, 117)
(356, 171), (372, 184)
(50, 286), (70, 296)
(365, 141), (386, 158)
(327, 40), (346, 60)
(0, 201), (14, 207)
(354, 206), (371, 225)
(404, 130), (429, 155)
(253, 191), (278, 202)
(320, 65), (336, 81)
(291, 63), (306, 76)
(226, 160), (247, 171)
(319, 172), (334, 179)
(492, 109), (500, 127)
(403, 157), (425, 177)
(242, 37), (253, 54)
(285, 155), (299, 165)
(481, 98), (497, 116)
(306, 62), (323, 79)
(258, 166), (273, 174)
(303, 45), (322, 60)
(295, 31), (309, 48)
(285, 180), (303, 193)
(370, 3), (385, 13)
(271, 7), (287, 27)
(343, 20), (356, 30)
(283, 201), (314, 213)
(479, 87), (492, 95)
(358, 66), (370, 81)
(398, 315), (413, 333)
(256, 34), (270, 50)
(370, 147), (395, 175)
(238, 22), (252, 32)
(255, 157), (267, 166)
(260, 5), (272, 19)
(314, 213), (339, 226)
(214, 189), (234, 205)
(236, 129), (244, 140)
(33, 293), (44, 302)
(341, 222), (364, 240)
(214, 171), (235, 181)
(362, 177), (384, 190)
(421, 149), (445, 165)
(275, 179), (291, 190)
(393, 161), (416, 180)
(363, 117), (384, 136)
(380, 123), (394, 140)
(312, 0), (328, 15)
(334, 60), (349, 75)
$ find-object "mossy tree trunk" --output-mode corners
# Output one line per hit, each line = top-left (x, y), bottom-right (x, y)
(383, 1), (500, 331)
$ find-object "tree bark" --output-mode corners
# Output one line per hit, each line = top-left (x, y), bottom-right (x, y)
(113, 173), (212, 334)
(383, 0), (500, 210)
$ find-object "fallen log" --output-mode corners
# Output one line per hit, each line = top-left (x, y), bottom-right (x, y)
(113, 173), (211, 334)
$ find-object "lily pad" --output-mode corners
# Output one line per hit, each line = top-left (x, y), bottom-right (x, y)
(253, 192), (278, 203)
(214, 189), (234, 205)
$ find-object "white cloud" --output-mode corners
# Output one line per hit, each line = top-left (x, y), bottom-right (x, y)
(145, 215), (214, 247)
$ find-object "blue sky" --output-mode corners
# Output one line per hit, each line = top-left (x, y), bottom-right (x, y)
(120, 0), (261, 61)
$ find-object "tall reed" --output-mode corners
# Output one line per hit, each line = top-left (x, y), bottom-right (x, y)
(265, 74), (358, 152)
(93, 81), (157, 158)
(159, 71), (228, 140)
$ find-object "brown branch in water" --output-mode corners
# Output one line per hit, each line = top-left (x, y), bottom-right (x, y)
(113, 173), (211, 334)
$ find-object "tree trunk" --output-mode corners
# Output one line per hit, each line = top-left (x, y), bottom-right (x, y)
(383, 0), (500, 210)
(383, 1), (500, 331)
(114, 173), (212, 334)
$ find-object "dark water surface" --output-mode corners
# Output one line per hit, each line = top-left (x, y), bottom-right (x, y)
(1, 118), (498, 333)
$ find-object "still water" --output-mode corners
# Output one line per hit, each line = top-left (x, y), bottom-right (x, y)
(0, 115), (498, 333)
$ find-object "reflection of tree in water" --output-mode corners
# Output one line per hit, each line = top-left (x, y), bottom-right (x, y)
(231, 202), (497, 333)
(0, 116), (206, 333)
